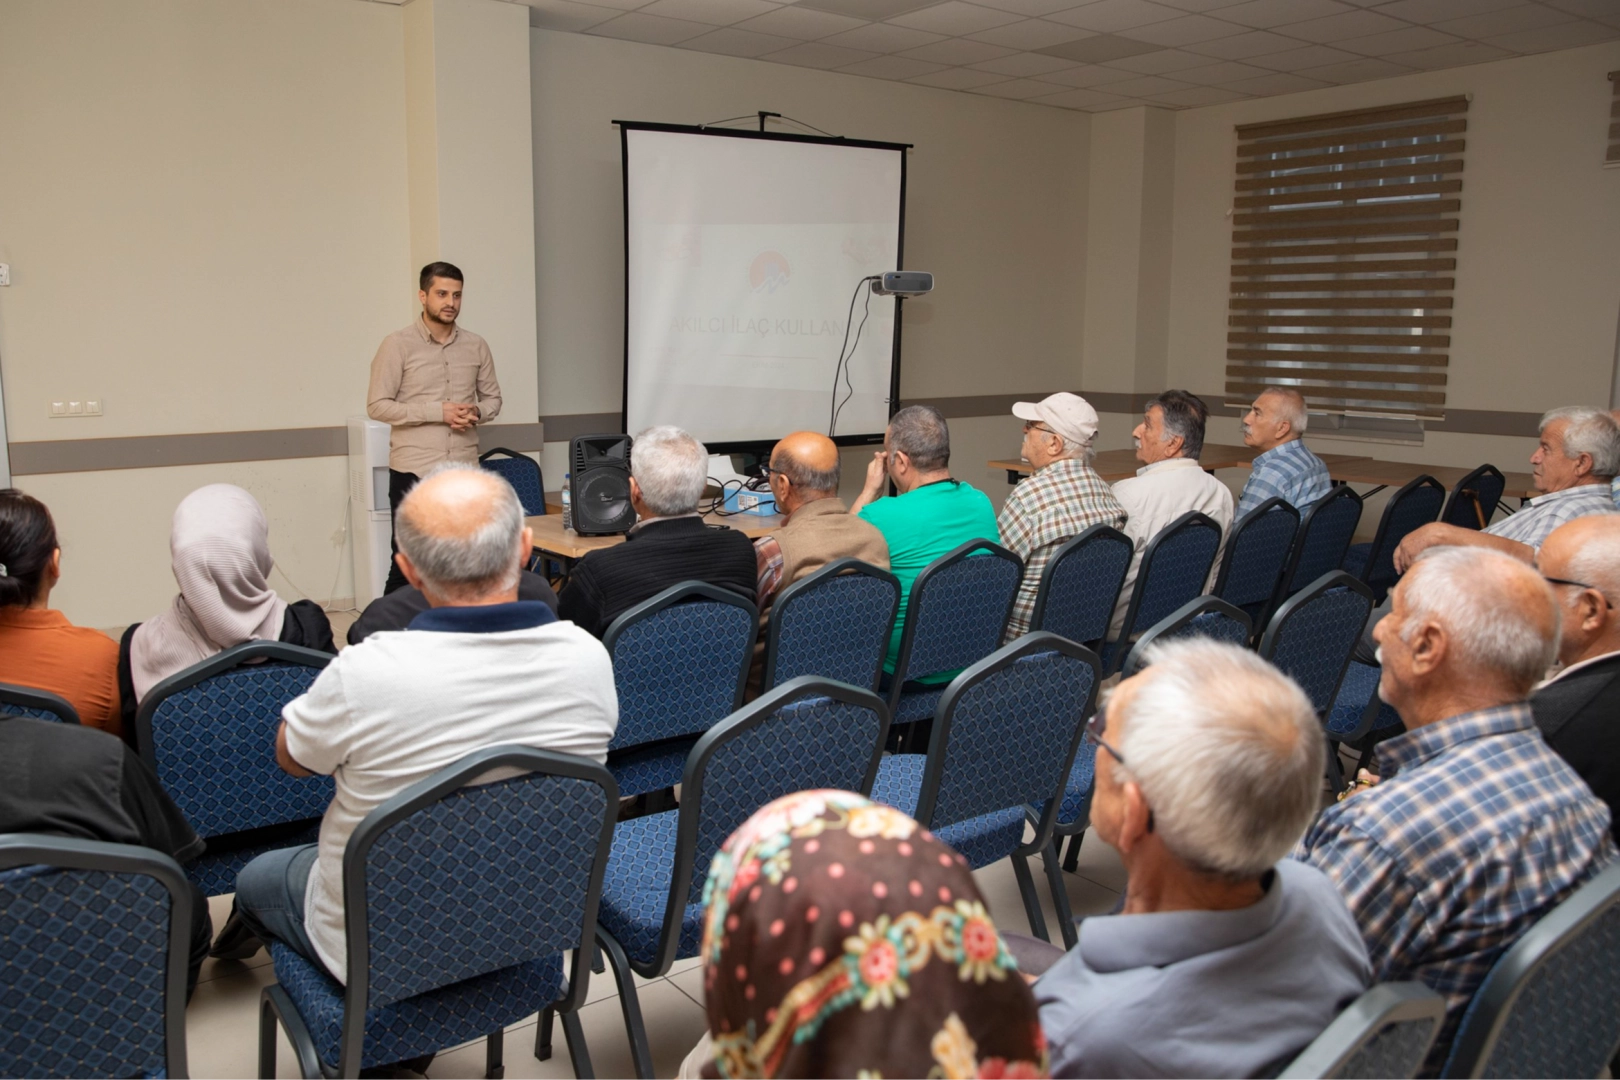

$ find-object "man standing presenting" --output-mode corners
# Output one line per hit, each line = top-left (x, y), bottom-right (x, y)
(367, 262), (503, 593)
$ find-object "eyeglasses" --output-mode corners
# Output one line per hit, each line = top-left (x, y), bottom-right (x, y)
(1084, 708), (1125, 765)
(1022, 421), (1057, 437)
(1544, 575), (1612, 608)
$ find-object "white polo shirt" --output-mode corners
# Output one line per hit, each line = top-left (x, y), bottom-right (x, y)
(1109, 457), (1235, 635)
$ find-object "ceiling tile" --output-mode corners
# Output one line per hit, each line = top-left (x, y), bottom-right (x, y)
(795, 0), (938, 18)
(1152, 0), (1254, 9)
(1217, 0), (1354, 28)
(907, 66), (1018, 86)
(584, 11), (714, 42)
(1250, 42), (1362, 66)
(968, 17), (1099, 47)
(1029, 86), (1137, 107)
(634, 0), (780, 25)
(898, 36), (1019, 61)
(1036, 31), (1167, 57)
(1545, 0), (1620, 18)
(1173, 57), (1276, 79)
(973, 75), (1081, 95)
(1286, 8), (1410, 39)
(1183, 27), (1305, 54)
(523, 0), (620, 32)
(889, 1), (1027, 33)
(1370, 0), (1520, 24)
(1105, 45), (1221, 69)
(760, 40), (882, 66)
(1299, 54), (1416, 79)
(1484, 17), (1620, 47)
(1044, 0), (1187, 31)
(820, 21), (947, 50)
(1118, 12), (1250, 42)
(1086, 96), (1147, 109)
(732, 6), (869, 37)
(546, 0), (650, 11)
(1432, 3), (1579, 35)
(971, 50), (1085, 72)
(969, 0), (1101, 12)
(1223, 70), (1335, 92)
(1381, 37), (1514, 64)
(1034, 61), (1146, 83)
(1149, 83), (1253, 102)
(1336, 22), (1458, 50)
(835, 54), (950, 77)
(677, 25), (802, 53)
(1098, 72), (1197, 92)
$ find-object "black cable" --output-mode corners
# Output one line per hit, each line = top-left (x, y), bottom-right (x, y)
(775, 114), (836, 137)
(832, 284), (875, 437)
(828, 277), (875, 436)
(699, 114), (760, 129)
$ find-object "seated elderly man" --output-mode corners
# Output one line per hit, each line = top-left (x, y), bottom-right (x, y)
(1533, 514), (1620, 842)
(213, 465), (619, 991)
(1235, 387), (1331, 517)
(1021, 640), (1370, 1078)
(852, 404), (999, 681)
(1296, 546), (1615, 1073)
(558, 425), (757, 638)
(997, 392), (1126, 640)
(1109, 390), (1233, 635)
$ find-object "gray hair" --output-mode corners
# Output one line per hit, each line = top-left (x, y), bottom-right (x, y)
(395, 463), (523, 600)
(1261, 387), (1309, 436)
(1562, 521), (1620, 603)
(888, 405), (950, 471)
(631, 426), (709, 516)
(773, 448), (840, 495)
(1541, 406), (1620, 478)
(1400, 546), (1560, 696)
(1114, 639), (1323, 880)
(1153, 390), (1209, 460)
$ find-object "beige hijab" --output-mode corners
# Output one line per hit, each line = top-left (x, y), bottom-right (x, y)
(130, 484), (288, 701)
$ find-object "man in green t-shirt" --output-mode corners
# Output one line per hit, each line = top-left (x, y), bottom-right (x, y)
(852, 404), (1001, 681)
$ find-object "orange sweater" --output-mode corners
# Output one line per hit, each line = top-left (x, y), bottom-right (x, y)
(0, 607), (122, 737)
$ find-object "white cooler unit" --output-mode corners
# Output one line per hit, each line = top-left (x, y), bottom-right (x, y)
(348, 417), (393, 608)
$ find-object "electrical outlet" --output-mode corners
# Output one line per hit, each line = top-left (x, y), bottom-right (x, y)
(49, 401), (66, 417)
(85, 399), (102, 416)
(0, 264), (10, 287)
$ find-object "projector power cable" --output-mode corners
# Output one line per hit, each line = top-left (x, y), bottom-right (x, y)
(828, 275), (878, 438)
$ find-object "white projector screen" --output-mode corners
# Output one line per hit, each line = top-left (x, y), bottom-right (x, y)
(620, 124), (908, 451)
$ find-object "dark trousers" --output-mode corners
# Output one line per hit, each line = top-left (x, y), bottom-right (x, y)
(384, 469), (420, 595)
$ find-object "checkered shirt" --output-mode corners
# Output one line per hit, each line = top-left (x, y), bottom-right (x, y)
(997, 456), (1127, 639)
(1485, 482), (1620, 548)
(1235, 438), (1332, 518)
(1295, 703), (1616, 1073)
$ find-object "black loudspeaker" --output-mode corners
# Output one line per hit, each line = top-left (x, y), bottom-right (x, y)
(570, 434), (636, 536)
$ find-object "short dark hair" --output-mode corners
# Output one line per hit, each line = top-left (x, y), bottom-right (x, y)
(1152, 390), (1209, 460)
(888, 404), (951, 471)
(419, 262), (464, 292)
(0, 489), (58, 609)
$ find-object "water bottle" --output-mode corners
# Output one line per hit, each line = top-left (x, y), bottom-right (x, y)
(561, 472), (573, 532)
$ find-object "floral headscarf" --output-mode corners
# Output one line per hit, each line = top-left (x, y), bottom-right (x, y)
(697, 790), (1048, 1079)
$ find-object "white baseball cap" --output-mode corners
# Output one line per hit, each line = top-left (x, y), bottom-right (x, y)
(1012, 392), (1099, 448)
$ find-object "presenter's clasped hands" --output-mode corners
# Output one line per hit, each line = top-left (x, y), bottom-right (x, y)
(443, 402), (480, 432)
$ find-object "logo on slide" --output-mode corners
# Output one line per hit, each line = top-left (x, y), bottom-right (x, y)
(749, 251), (791, 294)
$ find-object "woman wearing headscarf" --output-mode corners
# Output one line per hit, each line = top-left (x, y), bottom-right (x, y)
(127, 484), (335, 710)
(688, 789), (1048, 1079)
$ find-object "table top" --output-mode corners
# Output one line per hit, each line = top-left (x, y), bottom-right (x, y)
(527, 508), (785, 560)
(1327, 459), (1537, 499)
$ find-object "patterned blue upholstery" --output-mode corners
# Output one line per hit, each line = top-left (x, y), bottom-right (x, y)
(597, 812), (704, 969)
(1440, 466), (1506, 530)
(1328, 662), (1382, 739)
(1352, 479), (1445, 598)
(0, 864), (171, 1079)
(1285, 491), (1362, 594)
(0, 704), (71, 723)
(1118, 517), (1222, 645)
(479, 451), (546, 517)
(608, 600), (754, 753)
(1342, 1018), (1442, 1079)
(768, 569), (896, 691)
(0, 684), (79, 725)
(892, 685), (944, 724)
(1032, 527), (1133, 646)
(901, 549), (1022, 681)
(608, 741), (693, 800)
(870, 756), (1026, 870)
(187, 822), (322, 897)
(1056, 741), (1098, 828)
(1124, 600), (1254, 677)
(1369, 701), (1403, 732)
(1263, 585), (1373, 716)
(1216, 503), (1298, 609)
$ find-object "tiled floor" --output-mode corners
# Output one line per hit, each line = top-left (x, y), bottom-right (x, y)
(187, 836), (1128, 1079)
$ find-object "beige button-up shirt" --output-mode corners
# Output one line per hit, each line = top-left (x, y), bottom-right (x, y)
(366, 317), (503, 475)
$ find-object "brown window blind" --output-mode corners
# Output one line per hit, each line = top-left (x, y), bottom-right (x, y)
(1227, 96), (1469, 420)
(1608, 71), (1619, 166)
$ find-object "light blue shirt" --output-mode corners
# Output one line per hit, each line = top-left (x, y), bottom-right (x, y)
(1485, 482), (1618, 548)
(1236, 439), (1333, 518)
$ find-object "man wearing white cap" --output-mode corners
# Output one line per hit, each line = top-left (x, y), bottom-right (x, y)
(998, 392), (1127, 639)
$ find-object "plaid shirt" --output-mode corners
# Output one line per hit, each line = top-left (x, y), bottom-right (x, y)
(1295, 703), (1615, 1072)
(1486, 482), (1619, 548)
(1235, 438), (1332, 518)
(997, 457), (1127, 639)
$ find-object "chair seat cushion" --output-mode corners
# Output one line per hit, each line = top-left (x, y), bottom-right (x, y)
(269, 943), (563, 1071)
(892, 687), (944, 725)
(1057, 742), (1097, 828)
(596, 811), (703, 972)
(870, 756), (1028, 870)
(607, 741), (693, 799)
(1327, 662), (1381, 738)
(187, 821), (322, 896)
(1341, 543), (1370, 580)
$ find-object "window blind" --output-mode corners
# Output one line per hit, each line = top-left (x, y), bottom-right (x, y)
(1226, 96), (1469, 420)
(1608, 71), (1619, 166)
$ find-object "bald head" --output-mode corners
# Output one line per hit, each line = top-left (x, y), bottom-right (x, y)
(769, 431), (841, 513)
(1539, 514), (1620, 667)
(395, 464), (528, 604)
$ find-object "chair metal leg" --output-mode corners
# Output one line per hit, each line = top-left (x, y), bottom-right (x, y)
(259, 991), (278, 1080)
(536, 1005), (555, 1061)
(561, 1008), (594, 1078)
(1041, 837), (1079, 951)
(485, 1027), (505, 1080)
(596, 929), (655, 1079)
(260, 983), (324, 1080)
(1061, 830), (1084, 874)
(1324, 736), (1346, 793)
(1011, 851), (1051, 943)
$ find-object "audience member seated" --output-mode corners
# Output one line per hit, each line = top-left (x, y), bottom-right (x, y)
(1018, 639), (1369, 1079)
(0, 489), (124, 736)
(1532, 515), (1620, 842)
(1109, 390), (1233, 636)
(347, 568), (558, 645)
(1295, 546), (1616, 1074)
(129, 483), (335, 708)
(1235, 387), (1330, 518)
(558, 425), (756, 638)
(0, 716), (213, 996)
(996, 393), (1127, 640)
(677, 790), (1047, 1079)
(852, 405), (1000, 683)
(212, 464), (619, 991)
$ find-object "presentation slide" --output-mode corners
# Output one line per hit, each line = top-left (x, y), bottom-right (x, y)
(622, 126), (906, 447)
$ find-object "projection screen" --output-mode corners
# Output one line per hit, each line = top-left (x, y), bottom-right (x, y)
(620, 123), (909, 451)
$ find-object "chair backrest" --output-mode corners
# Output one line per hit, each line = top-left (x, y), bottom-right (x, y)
(1123, 597), (1253, 676)
(915, 634), (1100, 848)
(649, 678), (888, 975)
(1442, 861), (1620, 1079)
(1115, 511), (1224, 649)
(1028, 524), (1133, 647)
(890, 539), (1023, 694)
(136, 641), (335, 839)
(0, 682), (81, 725)
(763, 559), (900, 692)
(603, 582), (758, 753)
(1258, 572), (1375, 717)
(1357, 475), (1445, 596)
(1278, 982), (1447, 1080)
(1213, 497), (1299, 610)
(341, 746), (617, 1073)
(479, 447), (546, 517)
(0, 833), (191, 1079)
(1440, 464), (1507, 531)
(1282, 486), (1363, 595)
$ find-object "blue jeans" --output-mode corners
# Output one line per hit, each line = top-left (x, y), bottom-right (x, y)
(233, 843), (333, 979)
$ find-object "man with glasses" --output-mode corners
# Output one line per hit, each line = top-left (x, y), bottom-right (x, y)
(1533, 514), (1620, 842)
(996, 393), (1126, 639)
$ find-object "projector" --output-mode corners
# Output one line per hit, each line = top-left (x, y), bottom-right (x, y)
(870, 271), (934, 297)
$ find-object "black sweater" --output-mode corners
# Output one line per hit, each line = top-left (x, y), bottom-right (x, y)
(558, 516), (757, 638)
